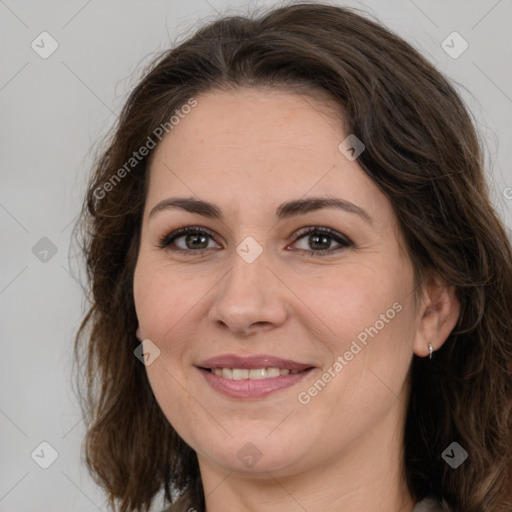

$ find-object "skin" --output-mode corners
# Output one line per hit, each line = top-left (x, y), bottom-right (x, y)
(133, 88), (460, 512)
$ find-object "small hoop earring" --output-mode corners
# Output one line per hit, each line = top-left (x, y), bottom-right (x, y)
(428, 343), (433, 360)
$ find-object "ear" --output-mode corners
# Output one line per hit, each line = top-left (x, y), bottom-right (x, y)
(136, 326), (143, 341)
(413, 272), (460, 357)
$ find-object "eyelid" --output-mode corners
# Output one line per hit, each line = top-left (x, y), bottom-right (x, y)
(289, 226), (353, 254)
(157, 225), (354, 255)
(292, 225), (352, 244)
(157, 226), (221, 250)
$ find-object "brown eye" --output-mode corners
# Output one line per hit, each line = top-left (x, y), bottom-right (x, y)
(291, 227), (353, 256)
(158, 227), (220, 253)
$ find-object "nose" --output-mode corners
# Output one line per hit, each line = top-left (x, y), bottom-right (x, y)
(208, 249), (289, 336)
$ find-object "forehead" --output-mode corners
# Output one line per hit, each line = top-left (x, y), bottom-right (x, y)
(158, 86), (342, 148)
(145, 88), (388, 221)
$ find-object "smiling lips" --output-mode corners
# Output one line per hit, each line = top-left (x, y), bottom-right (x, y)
(196, 354), (314, 399)
(211, 367), (298, 379)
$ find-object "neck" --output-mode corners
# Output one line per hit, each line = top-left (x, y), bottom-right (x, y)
(198, 412), (415, 512)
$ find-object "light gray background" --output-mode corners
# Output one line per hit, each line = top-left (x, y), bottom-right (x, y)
(1, 0), (511, 510)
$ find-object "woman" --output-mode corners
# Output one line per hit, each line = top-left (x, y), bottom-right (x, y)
(74, 2), (512, 511)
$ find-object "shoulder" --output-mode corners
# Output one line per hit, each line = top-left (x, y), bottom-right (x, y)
(413, 497), (452, 512)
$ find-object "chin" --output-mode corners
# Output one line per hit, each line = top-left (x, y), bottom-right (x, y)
(191, 430), (314, 476)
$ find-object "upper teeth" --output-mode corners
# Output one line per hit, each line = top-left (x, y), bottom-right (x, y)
(211, 368), (299, 380)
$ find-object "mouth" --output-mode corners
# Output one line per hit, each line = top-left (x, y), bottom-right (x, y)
(196, 354), (316, 399)
(202, 367), (309, 379)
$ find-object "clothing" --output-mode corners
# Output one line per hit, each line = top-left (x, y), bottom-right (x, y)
(413, 497), (449, 511)
(163, 495), (448, 511)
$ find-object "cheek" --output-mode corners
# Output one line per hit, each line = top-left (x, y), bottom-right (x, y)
(293, 260), (415, 401)
(133, 261), (197, 418)
(324, 275), (414, 397)
(134, 257), (206, 343)
(292, 263), (403, 344)
(144, 361), (204, 451)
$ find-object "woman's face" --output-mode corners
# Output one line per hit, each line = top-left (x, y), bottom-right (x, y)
(133, 88), (426, 479)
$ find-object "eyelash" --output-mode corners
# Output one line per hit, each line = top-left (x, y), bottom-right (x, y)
(157, 225), (353, 257)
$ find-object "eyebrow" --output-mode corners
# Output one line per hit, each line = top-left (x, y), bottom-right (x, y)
(148, 196), (373, 224)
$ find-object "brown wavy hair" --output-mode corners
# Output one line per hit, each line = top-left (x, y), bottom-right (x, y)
(73, 2), (512, 511)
